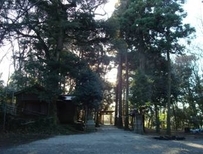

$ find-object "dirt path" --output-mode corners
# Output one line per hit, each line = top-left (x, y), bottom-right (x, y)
(1, 125), (203, 154)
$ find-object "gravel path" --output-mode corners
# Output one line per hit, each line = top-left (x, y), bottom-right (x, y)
(1, 125), (203, 154)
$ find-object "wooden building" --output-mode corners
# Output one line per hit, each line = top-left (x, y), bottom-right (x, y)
(57, 95), (79, 124)
(14, 85), (49, 118)
(15, 85), (82, 125)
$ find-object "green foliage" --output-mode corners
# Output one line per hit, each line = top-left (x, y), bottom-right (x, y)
(1, 0), (200, 131)
(112, 0), (195, 131)
(1, 0), (109, 99)
(105, 17), (120, 39)
(117, 0), (195, 54)
(0, 0), (112, 128)
(73, 68), (103, 109)
(130, 70), (153, 107)
(173, 55), (203, 125)
(102, 81), (115, 111)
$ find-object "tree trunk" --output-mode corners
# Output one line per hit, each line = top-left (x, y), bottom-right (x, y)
(118, 53), (123, 128)
(124, 51), (129, 130)
(155, 103), (160, 133)
(114, 84), (118, 126)
(95, 110), (100, 127)
(142, 114), (145, 133)
(49, 97), (59, 125)
(166, 49), (172, 135)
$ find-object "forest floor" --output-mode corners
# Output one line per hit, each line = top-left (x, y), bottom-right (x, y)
(0, 132), (54, 148)
(0, 124), (85, 149)
(1, 127), (203, 149)
(144, 128), (203, 140)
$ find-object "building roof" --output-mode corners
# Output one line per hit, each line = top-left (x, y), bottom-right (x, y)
(58, 95), (75, 101)
(14, 84), (45, 96)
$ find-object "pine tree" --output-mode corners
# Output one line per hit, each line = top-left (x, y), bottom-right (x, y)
(112, 0), (195, 134)
(0, 0), (108, 124)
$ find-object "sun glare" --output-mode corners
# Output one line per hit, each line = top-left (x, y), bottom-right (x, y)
(105, 67), (118, 84)
(95, 0), (117, 19)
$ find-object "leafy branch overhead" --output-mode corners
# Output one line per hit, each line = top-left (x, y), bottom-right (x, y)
(108, 0), (196, 130)
(1, 0), (202, 132)
(73, 68), (103, 108)
(0, 0), (110, 123)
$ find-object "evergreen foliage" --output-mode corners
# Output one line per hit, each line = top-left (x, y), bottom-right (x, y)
(130, 70), (152, 108)
(110, 0), (195, 131)
(73, 68), (103, 108)
(1, 0), (202, 132)
(0, 0), (109, 125)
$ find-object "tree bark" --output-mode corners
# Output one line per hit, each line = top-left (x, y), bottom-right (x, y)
(124, 51), (129, 130)
(166, 49), (171, 135)
(118, 53), (123, 128)
(155, 103), (160, 133)
(114, 84), (118, 126)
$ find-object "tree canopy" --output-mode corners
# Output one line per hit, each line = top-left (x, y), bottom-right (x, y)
(109, 0), (195, 131)
(1, 0), (202, 133)
(0, 0), (110, 125)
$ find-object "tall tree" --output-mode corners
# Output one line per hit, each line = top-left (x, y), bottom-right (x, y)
(174, 55), (203, 128)
(114, 0), (195, 134)
(0, 0), (108, 124)
(73, 68), (103, 109)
